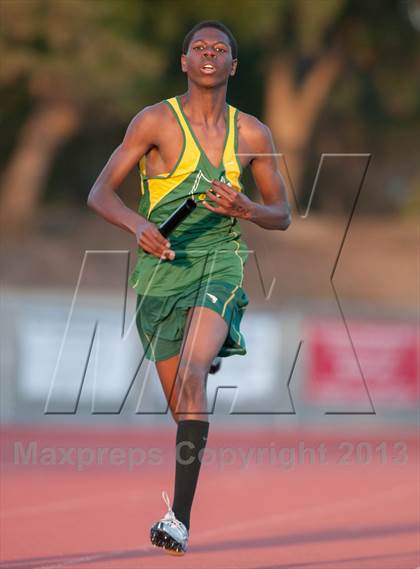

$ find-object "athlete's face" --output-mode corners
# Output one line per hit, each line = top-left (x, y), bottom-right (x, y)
(181, 27), (237, 87)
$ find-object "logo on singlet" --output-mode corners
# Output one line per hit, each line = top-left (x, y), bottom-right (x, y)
(206, 293), (218, 304)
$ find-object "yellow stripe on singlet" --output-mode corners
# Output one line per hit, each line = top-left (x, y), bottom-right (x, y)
(141, 98), (201, 216)
(223, 107), (243, 191)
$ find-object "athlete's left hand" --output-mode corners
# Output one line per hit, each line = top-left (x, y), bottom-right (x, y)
(203, 180), (254, 220)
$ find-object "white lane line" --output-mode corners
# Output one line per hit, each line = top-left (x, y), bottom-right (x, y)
(0, 489), (152, 520)
(33, 545), (153, 569)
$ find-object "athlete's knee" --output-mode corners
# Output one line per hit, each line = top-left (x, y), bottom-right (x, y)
(178, 360), (206, 398)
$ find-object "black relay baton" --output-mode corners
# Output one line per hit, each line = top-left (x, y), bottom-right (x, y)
(158, 197), (197, 238)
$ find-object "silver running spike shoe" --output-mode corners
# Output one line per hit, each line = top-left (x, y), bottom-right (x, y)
(150, 491), (189, 555)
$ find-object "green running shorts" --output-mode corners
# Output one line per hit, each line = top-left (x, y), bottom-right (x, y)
(135, 279), (249, 362)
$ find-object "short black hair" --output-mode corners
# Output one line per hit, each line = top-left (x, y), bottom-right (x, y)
(182, 20), (238, 59)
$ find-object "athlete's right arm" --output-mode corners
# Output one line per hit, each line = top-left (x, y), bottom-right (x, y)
(87, 106), (175, 260)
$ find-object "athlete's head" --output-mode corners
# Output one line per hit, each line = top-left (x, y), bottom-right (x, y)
(181, 21), (238, 86)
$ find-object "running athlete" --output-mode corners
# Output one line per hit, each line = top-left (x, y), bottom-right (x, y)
(87, 20), (291, 556)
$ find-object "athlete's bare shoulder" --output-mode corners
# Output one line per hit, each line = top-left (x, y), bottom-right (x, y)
(126, 100), (176, 144)
(236, 110), (274, 162)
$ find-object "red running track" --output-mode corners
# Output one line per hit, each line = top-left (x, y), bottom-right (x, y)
(1, 426), (419, 569)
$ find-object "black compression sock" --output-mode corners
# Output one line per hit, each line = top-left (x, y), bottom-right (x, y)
(172, 419), (209, 531)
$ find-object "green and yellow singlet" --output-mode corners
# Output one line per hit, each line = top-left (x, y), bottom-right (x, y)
(128, 95), (249, 297)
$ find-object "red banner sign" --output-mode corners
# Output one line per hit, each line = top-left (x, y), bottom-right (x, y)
(304, 319), (419, 406)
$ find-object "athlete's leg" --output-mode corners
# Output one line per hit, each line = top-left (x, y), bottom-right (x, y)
(155, 306), (228, 421)
(171, 306), (228, 530)
(151, 306), (228, 546)
(173, 305), (227, 420)
(154, 308), (194, 424)
(155, 355), (180, 421)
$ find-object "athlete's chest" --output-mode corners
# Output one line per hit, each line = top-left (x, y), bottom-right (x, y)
(145, 103), (252, 179)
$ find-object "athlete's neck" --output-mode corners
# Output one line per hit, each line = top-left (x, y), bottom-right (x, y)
(180, 85), (227, 127)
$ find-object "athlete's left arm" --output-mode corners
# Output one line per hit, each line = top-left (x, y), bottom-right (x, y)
(203, 120), (292, 230)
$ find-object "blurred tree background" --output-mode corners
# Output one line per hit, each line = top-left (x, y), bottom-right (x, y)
(0, 0), (419, 230)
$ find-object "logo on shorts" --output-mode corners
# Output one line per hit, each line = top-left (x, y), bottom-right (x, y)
(206, 293), (218, 304)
